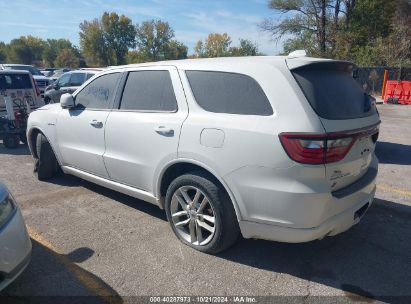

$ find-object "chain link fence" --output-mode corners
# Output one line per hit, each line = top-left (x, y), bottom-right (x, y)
(354, 67), (411, 95)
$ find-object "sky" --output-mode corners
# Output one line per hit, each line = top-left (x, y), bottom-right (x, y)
(0, 0), (284, 55)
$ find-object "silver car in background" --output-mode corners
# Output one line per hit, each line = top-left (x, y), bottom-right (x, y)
(0, 182), (31, 291)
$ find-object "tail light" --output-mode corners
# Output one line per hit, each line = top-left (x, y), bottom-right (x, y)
(279, 126), (379, 164)
(30, 75), (41, 96)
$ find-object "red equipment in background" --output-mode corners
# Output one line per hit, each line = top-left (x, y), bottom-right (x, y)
(383, 80), (411, 104)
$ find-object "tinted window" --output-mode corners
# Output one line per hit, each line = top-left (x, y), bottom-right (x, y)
(0, 74), (32, 89)
(86, 73), (94, 80)
(292, 64), (377, 119)
(57, 73), (71, 87)
(75, 73), (120, 109)
(120, 71), (177, 111)
(70, 73), (85, 86)
(5, 65), (42, 76)
(186, 71), (273, 116)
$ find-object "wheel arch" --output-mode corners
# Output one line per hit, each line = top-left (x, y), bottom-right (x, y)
(156, 159), (242, 221)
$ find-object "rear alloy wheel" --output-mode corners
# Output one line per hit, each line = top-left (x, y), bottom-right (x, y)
(170, 185), (216, 246)
(165, 172), (239, 253)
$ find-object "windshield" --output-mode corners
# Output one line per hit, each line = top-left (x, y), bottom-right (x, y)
(5, 65), (43, 76)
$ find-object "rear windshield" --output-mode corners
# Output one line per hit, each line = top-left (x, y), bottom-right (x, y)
(291, 63), (377, 120)
(5, 65), (43, 76)
(0, 73), (32, 89)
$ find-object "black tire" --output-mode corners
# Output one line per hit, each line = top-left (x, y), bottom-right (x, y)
(35, 133), (58, 181)
(165, 171), (239, 254)
(44, 96), (51, 105)
(3, 134), (20, 149)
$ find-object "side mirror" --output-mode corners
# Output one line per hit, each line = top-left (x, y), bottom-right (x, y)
(60, 93), (75, 109)
(53, 83), (60, 90)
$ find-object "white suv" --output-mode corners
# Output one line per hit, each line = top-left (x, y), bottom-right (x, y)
(26, 56), (380, 253)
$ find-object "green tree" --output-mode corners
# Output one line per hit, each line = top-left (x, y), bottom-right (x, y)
(0, 42), (6, 63)
(8, 35), (45, 64)
(80, 12), (135, 66)
(80, 18), (113, 66)
(54, 48), (80, 68)
(259, 0), (331, 56)
(101, 12), (136, 65)
(43, 39), (74, 67)
(195, 33), (232, 58)
(229, 39), (261, 56)
(374, 0), (411, 68)
(164, 40), (188, 60)
(135, 19), (175, 61)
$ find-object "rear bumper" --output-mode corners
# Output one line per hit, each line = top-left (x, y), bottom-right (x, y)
(0, 209), (32, 291)
(225, 158), (378, 242)
(239, 185), (375, 243)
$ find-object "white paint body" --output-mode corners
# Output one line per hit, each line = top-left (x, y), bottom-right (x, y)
(27, 56), (380, 243)
(0, 183), (32, 291)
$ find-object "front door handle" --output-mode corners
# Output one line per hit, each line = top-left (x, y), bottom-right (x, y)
(154, 126), (174, 136)
(90, 120), (103, 128)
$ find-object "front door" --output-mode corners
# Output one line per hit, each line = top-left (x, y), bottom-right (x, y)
(56, 71), (122, 178)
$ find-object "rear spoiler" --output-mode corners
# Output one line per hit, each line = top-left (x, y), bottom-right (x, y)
(286, 58), (356, 72)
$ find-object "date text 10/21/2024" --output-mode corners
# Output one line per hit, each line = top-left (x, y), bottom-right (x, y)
(149, 296), (257, 303)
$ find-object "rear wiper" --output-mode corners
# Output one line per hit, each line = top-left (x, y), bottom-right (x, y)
(364, 93), (374, 112)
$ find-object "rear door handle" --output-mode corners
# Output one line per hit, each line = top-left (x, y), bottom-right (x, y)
(90, 120), (103, 128)
(154, 126), (174, 136)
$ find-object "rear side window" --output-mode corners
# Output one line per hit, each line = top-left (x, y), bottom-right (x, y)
(186, 71), (273, 116)
(0, 74), (32, 89)
(292, 64), (377, 120)
(70, 73), (85, 86)
(75, 72), (120, 109)
(120, 71), (177, 112)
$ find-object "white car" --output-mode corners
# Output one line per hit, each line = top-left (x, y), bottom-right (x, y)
(0, 182), (32, 291)
(26, 55), (380, 253)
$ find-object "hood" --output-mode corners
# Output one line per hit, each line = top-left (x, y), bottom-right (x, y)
(37, 103), (61, 111)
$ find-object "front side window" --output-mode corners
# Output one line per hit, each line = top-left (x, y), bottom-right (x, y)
(57, 73), (71, 87)
(186, 71), (273, 116)
(70, 73), (85, 86)
(75, 72), (120, 109)
(120, 70), (177, 112)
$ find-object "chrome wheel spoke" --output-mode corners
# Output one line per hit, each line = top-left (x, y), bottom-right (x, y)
(189, 219), (196, 243)
(175, 218), (190, 228)
(172, 210), (188, 218)
(200, 214), (215, 224)
(197, 197), (208, 213)
(180, 189), (192, 205)
(192, 189), (201, 205)
(175, 194), (188, 211)
(195, 221), (203, 244)
(197, 219), (214, 233)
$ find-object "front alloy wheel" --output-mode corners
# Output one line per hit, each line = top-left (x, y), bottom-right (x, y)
(170, 186), (216, 246)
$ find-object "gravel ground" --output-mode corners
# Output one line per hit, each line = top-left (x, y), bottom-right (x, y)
(0, 104), (410, 303)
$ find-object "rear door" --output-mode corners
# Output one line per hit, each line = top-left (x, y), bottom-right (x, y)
(103, 66), (188, 193)
(289, 61), (380, 191)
